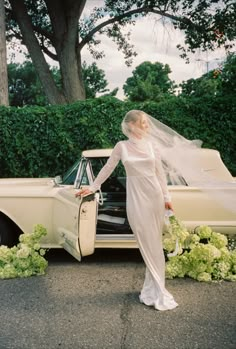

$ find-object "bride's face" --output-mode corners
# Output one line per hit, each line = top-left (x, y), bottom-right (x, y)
(138, 115), (149, 132)
(128, 114), (149, 138)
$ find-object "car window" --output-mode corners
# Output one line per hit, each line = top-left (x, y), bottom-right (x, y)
(89, 158), (107, 178)
(88, 157), (187, 188)
(80, 167), (90, 186)
(90, 158), (125, 178)
(89, 157), (126, 192)
(61, 158), (90, 186)
(76, 159), (90, 187)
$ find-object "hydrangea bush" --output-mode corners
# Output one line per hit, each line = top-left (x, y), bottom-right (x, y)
(0, 224), (48, 279)
(163, 216), (236, 282)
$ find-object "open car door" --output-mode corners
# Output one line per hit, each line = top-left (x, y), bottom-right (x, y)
(54, 188), (98, 261)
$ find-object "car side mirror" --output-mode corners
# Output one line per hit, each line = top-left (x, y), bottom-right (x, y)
(53, 175), (62, 186)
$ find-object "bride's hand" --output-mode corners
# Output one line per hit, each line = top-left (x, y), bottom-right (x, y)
(165, 201), (174, 211)
(75, 188), (93, 197)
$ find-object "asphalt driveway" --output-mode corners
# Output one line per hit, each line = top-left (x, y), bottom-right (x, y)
(0, 249), (236, 349)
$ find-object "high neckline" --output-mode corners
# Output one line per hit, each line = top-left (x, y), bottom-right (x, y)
(128, 136), (148, 149)
(128, 136), (145, 144)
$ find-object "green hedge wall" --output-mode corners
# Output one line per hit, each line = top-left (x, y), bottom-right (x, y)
(0, 95), (235, 178)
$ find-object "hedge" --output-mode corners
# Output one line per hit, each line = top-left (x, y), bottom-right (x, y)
(0, 95), (235, 178)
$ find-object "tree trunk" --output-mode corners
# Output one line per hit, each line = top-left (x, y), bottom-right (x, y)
(0, 0), (9, 106)
(44, 0), (86, 102)
(9, 0), (66, 105)
(59, 42), (85, 102)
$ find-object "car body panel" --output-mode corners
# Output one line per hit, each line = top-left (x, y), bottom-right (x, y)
(0, 179), (97, 260)
(0, 147), (235, 259)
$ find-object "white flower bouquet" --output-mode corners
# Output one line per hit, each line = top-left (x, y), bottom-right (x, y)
(0, 224), (48, 279)
(163, 213), (236, 282)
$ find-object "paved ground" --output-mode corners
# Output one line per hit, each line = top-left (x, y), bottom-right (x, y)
(0, 249), (236, 349)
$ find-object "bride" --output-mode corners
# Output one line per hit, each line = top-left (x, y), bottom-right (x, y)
(76, 110), (179, 311)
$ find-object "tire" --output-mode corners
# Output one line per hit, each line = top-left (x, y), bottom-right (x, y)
(0, 215), (19, 247)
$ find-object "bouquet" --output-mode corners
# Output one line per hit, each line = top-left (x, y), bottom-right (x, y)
(163, 212), (236, 282)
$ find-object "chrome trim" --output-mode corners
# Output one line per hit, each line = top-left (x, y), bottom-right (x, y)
(96, 234), (135, 240)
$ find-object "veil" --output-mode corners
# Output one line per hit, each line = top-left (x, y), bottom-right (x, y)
(121, 110), (236, 215)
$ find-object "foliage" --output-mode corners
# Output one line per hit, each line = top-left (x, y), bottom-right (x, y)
(8, 61), (49, 106)
(4, 0), (236, 104)
(0, 224), (48, 279)
(123, 61), (175, 101)
(180, 53), (236, 98)
(176, 54), (236, 175)
(0, 95), (235, 178)
(220, 52), (236, 96)
(82, 61), (109, 99)
(180, 75), (220, 98)
(164, 217), (236, 282)
(7, 60), (114, 106)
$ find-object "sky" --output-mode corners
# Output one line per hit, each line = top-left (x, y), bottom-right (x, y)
(8, 0), (227, 100)
(80, 1), (227, 99)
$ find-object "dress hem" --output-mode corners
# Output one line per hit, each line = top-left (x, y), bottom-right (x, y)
(139, 295), (178, 311)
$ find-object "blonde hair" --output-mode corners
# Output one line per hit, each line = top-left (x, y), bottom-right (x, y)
(121, 110), (146, 135)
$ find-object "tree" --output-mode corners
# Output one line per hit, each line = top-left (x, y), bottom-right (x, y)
(0, 0), (9, 105)
(8, 61), (52, 105)
(180, 53), (236, 97)
(220, 52), (236, 96)
(4, 0), (236, 104)
(123, 61), (175, 101)
(7, 60), (113, 106)
(82, 62), (109, 99)
(180, 75), (220, 97)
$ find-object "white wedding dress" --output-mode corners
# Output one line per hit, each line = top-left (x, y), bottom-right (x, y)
(90, 138), (178, 311)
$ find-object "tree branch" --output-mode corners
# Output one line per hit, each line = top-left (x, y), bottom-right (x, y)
(5, 4), (54, 45)
(33, 25), (55, 43)
(79, 6), (192, 49)
(44, 0), (86, 51)
(41, 45), (57, 61)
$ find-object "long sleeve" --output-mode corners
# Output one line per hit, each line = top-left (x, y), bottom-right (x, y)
(89, 142), (121, 193)
(153, 145), (171, 202)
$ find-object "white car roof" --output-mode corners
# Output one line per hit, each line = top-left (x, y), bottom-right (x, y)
(82, 149), (113, 158)
(82, 148), (233, 181)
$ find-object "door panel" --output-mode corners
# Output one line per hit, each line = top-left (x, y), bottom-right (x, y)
(78, 193), (98, 256)
(54, 188), (97, 261)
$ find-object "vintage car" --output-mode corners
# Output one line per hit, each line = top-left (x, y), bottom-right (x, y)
(0, 147), (235, 261)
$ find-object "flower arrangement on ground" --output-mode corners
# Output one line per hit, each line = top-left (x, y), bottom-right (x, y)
(0, 224), (48, 279)
(163, 214), (236, 282)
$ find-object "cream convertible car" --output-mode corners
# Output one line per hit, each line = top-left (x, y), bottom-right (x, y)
(0, 148), (235, 261)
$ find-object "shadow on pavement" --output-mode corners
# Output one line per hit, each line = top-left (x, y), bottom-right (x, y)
(45, 248), (143, 264)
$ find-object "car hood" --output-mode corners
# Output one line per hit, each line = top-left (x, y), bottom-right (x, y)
(0, 177), (53, 187)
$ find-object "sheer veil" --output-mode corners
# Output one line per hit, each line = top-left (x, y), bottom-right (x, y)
(121, 110), (236, 214)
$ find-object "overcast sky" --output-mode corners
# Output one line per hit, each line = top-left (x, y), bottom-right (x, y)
(9, 1), (227, 100)
(80, 1), (227, 99)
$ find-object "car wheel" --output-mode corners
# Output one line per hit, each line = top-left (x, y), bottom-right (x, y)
(0, 216), (19, 247)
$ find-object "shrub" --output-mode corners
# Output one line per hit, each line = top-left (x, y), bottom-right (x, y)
(0, 95), (235, 178)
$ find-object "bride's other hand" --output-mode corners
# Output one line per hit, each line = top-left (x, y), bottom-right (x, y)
(75, 188), (93, 197)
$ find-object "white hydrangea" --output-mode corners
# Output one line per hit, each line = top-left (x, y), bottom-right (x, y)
(16, 244), (31, 258)
(164, 216), (236, 282)
(0, 224), (48, 279)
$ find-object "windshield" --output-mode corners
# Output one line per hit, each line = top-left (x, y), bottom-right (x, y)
(61, 159), (81, 185)
(61, 156), (187, 186)
(89, 157), (186, 186)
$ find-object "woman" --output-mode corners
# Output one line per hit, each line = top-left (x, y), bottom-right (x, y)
(76, 110), (178, 311)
